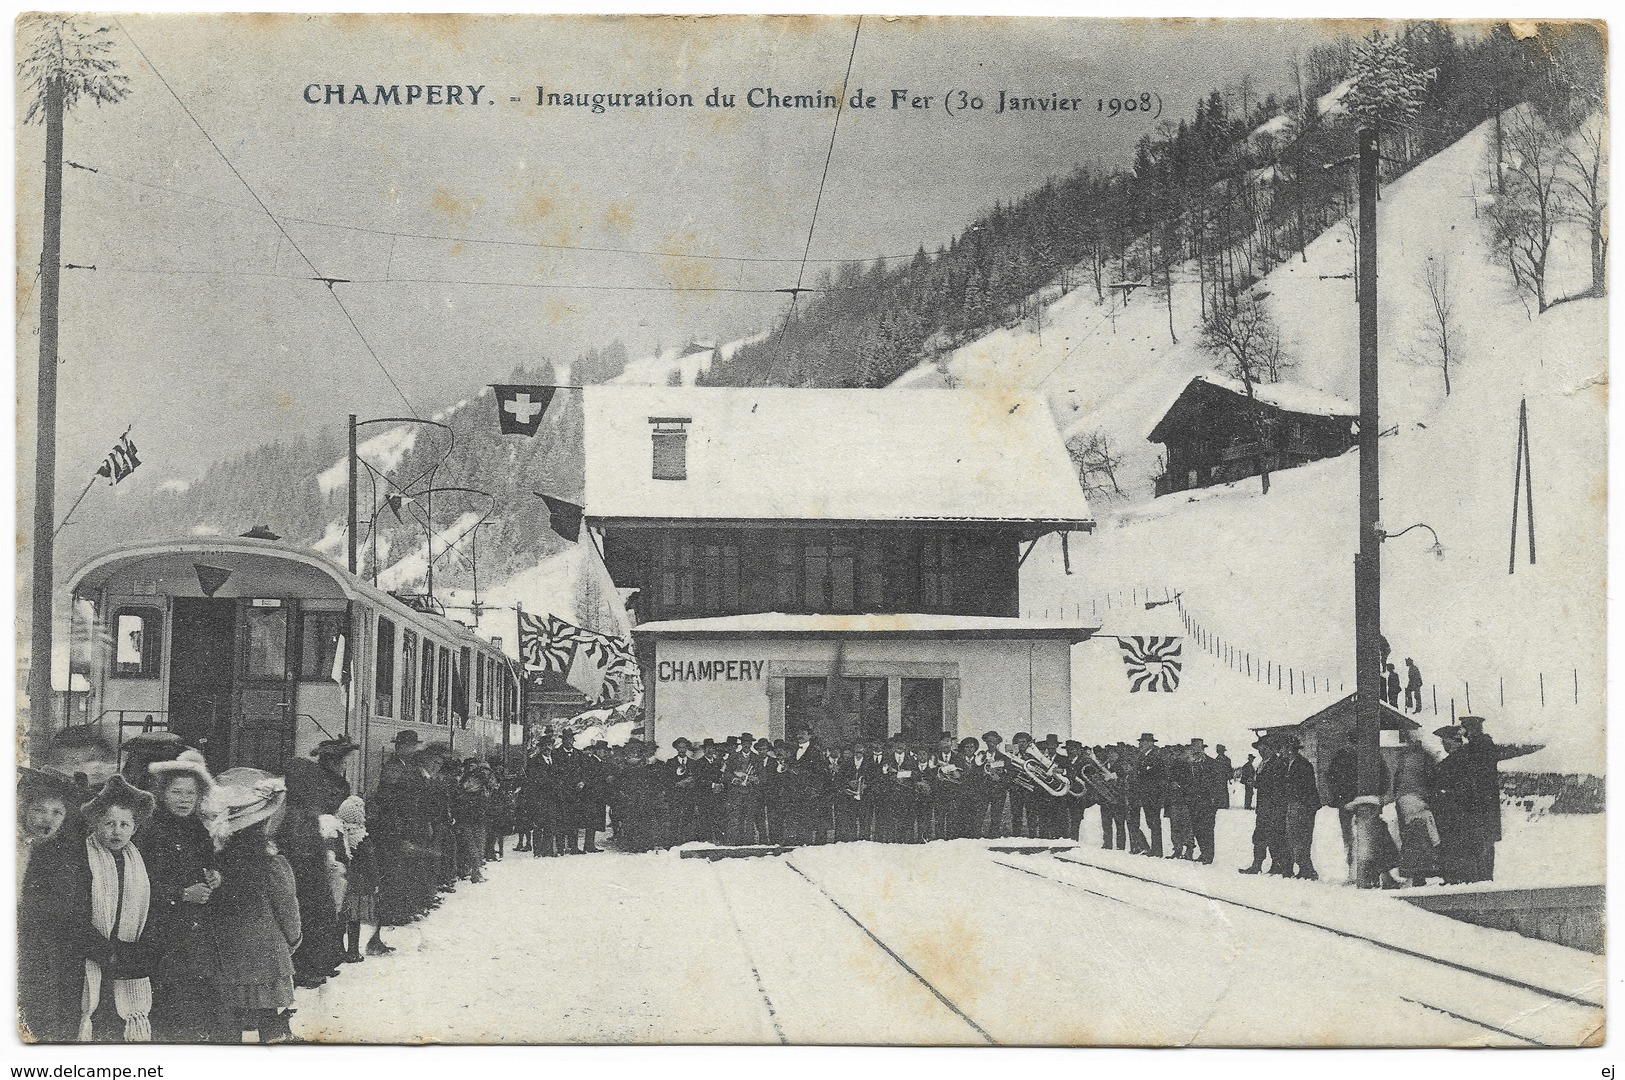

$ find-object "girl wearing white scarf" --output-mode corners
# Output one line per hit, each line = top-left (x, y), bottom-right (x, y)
(77, 776), (157, 1043)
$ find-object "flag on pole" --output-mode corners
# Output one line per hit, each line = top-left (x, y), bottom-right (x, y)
(1120, 636), (1183, 692)
(95, 429), (141, 485)
(536, 493), (583, 543)
(517, 610), (641, 707)
(492, 384), (561, 437)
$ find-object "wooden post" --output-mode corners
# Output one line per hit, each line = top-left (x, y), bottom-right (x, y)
(28, 74), (66, 739)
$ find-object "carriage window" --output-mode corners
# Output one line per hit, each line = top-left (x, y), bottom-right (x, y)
(298, 610), (346, 681)
(475, 651), (486, 716)
(455, 648), (471, 728)
(437, 648), (451, 725)
(242, 604), (289, 679)
(400, 631), (418, 723)
(112, 607), (162, 678)
(375, 618), (396, 717)
(421, 642), (437, 724)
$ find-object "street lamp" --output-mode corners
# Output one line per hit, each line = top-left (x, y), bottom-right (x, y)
(1374, 522), (1445, 561)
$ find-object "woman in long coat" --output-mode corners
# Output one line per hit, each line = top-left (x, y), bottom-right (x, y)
(198, 768), (301, 1043)
(135, 750), (220, 1042)
(19, 775), (160, 1043)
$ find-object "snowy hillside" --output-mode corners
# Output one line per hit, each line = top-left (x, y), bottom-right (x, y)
(906, 117), (1603, 773)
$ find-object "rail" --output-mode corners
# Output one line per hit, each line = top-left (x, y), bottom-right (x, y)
(89, 708), (172, 751)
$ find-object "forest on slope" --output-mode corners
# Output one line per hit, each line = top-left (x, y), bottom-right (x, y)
(697, 21), (1604, 390)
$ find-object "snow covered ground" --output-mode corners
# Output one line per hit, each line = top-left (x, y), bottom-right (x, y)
(893, 116), (1603, 773)
(291, 809), (1602, 1046)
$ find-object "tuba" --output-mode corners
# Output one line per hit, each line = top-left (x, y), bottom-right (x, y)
(1019, 745), (1073, 798)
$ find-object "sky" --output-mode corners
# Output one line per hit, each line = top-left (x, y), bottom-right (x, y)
(16, 14), (1338, 494)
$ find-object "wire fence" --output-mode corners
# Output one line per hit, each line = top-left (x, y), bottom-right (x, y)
(1026, 584), (1591, 721)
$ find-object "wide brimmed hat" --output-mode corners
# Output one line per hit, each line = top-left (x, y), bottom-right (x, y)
(18, 766), (75, 804)
(1138, 733), (1158, 743)
(147, 749), (215, 792)
(205, 768), (288, 845)
(981, 731), (1002, 742)
(1433, 725), (1464, 739)
(311, 737), (361, 759)
(80, 774), (157, 825)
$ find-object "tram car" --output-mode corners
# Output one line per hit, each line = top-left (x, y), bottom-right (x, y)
(67, 536), (520, 793)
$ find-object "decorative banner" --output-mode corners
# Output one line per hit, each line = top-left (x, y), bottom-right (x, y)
(1120, 636), (1183, 692)
(517, 609), (642, 709)
(96, 429), (141, 485)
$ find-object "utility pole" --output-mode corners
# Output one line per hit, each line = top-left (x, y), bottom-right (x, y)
(29, 74), (65, 737)
(347, 413), (358, 575)
(1352, 125), (1384, 888)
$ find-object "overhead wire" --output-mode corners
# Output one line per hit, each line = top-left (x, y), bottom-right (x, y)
(115, 19), (419, 418)
(72, 159), (921, 267)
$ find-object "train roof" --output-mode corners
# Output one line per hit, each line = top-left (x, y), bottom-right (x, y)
(67, 537), (506, 655)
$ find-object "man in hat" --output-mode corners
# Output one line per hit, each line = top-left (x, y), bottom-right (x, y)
(1130, 733), (1166, 857)
(285, 738), (357, 987)
(371, 730), (428, 931)
(1453, 717), (1505, 882)
(667, 738), (704, 844)
(783, 730), (829, 845)
(979, 731), (1008, 837)
(875, 733), (922, 843)
(1213, 744), (1234, 806)
(1189, 739), (1230, 864)
(1281, 735), (1321, 880)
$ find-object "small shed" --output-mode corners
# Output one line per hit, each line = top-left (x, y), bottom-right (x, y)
(1253, 694), (1420, 802)
(1150, 374), (1358, 496)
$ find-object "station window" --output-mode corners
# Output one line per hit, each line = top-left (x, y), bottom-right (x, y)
(298, 610), (346, 681)
(375, 618), (396, 717)
(400, 631), (418, 723)
(112, 607), (163, 679)
(920, 536), (956, 612)
(901, 678), (945, 741)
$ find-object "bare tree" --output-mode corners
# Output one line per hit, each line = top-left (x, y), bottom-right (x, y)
(1067, 430), (1127, 500)
(1484, 108), (1566, 313)
(1557, 115), (1607, 299)
(1414, 252), (1462, 395)
(1200, 294), (1293, 494)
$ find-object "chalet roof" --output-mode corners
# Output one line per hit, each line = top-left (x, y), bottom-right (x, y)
(633, 612), (1100, 641)
(1252, 694), (1420, 735)
(1148, 374), (1358, 444)
(582, 386), (1093, 529)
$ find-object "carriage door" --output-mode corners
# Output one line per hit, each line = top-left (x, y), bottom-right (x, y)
(233, 598), (296, 769)
(168, 598), (237, 771)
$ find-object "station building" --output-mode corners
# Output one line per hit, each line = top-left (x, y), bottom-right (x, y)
(578, 386), (1096, 747)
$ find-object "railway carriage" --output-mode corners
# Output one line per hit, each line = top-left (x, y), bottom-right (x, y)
(67, 537), (519, 793)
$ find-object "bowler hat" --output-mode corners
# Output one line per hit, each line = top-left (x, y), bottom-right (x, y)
(1138, 733), (1158, 743)
(672, 738), (692, 750)
(393, 730), (422, 747)
(982, 731), (1003, 743)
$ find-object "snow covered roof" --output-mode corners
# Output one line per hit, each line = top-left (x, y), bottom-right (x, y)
(1148, 373), (1357, 443)
(582, 386), (1093, 530)
(634, 612), (1099, 641)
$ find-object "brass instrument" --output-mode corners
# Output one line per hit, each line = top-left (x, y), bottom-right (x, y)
(1005, 745), (1071, 797)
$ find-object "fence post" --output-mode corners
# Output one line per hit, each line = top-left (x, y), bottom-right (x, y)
(1574, 668), (1579, 705)
(1540, 672), (1545, 706)
(1465, 681), (1471, 713)
(1432, 685), (1437, 716)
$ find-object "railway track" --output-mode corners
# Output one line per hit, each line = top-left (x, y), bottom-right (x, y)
(1031, 850), (1602, 1047)
(783, 858), (998, 1045)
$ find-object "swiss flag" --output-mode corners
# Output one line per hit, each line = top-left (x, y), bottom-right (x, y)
(492, 384), (559, 436)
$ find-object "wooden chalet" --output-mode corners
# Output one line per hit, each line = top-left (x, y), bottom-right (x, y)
(1150, 374), (1358, 497)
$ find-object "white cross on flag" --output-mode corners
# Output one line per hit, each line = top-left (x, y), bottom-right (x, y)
(492, 384), (560, 436)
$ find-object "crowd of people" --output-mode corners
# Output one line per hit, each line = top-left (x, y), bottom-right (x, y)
(17, 726), (506, 1044)
(17, 713), (1512, 1044)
